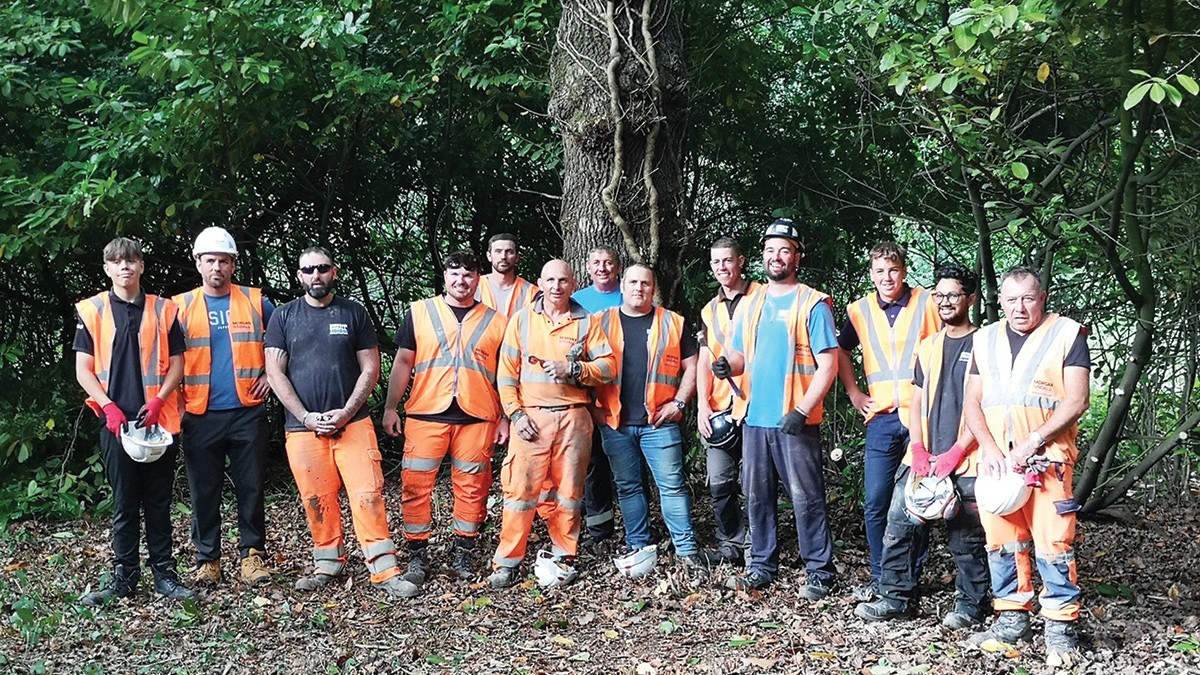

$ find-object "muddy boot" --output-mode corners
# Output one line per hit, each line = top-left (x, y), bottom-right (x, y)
(81, 564), (140, 606)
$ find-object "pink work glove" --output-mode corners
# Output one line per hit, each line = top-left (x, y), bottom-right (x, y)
(932, 443), (967, 479)
(910, 442), (933, 477)
(102, 402), (126, 436)
(139, 397), (165, 428)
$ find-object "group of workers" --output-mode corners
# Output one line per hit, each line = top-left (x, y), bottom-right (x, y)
(73, 218), (1089, 664)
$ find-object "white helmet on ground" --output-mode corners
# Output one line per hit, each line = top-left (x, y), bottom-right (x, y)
(904, 470), (960, 524)
(192, 226), (238, 258)
(613, 545), (658, 579)
(533, 550), (579, 588)
(120, 423), (173, 463)
(976, 459), (1033, 516)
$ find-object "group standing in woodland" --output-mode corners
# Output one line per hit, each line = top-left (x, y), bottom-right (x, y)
(72, 219), (1090, 664)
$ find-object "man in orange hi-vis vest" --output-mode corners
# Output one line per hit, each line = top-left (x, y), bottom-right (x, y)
(264, 246), (407, 598)
(477, 233), (539, 319)
(697, 236), (761, 566)
(488, 260), (616, 589)
(965, 266), (1090, 666)
(382, 251), (509, 596)
(837, 241), (941, 602)
(174, 226), (275, 588)
(74, 237), (193, 605)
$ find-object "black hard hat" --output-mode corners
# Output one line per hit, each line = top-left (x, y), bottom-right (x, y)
(760, 218), (804, 249)
(706, 409), (741, 451)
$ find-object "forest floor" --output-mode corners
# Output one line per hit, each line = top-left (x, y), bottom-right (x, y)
(2, 461), (1199, 675)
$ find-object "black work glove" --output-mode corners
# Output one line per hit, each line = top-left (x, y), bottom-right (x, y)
(711, 356), (732, 380)
(779, 410), (808, 436)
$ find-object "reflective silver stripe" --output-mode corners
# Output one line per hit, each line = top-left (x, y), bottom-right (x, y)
(866, 368), (914, 383)
(857, 297), (891, 379)
(493, 555), (522, 568)
(363, 540), (397, 558)
(602, 309), (622, 389)
(184, 375), (208, 386)
(403, 522), (431, 534)
(551, 545), (572, 558)
(498, 376), (519, 388)
(790, 363), (818, 376)
(142, 297), (166, 389)
(96, 369), (110, 383)
(504, 497), (537, 511)
(586, 510), (614, 526)
(997, 540), (1033, 554)
(557, 496), (582, 510)
(314, 546), (345, 561)
(185, 336), (212, 349)
(649, 373), (682, 386)
(235, 285), (264, 339)
(450, 457), (489, 474)
(539, 489), (556, 503)
(594, 360), (614, 381)
(999, 590), (1036, 604)
(1035, 548), (1075, 564)
(366, 554), (399, 574)
(423, 298), (455, 364)
(453, 519), (480, 533)
(706, 298), (724, 347)
(521, 370), (562, 384)
(501, 343), (521, 358)
(644, 310), (671, 398)
(402, 456), (442, 471)
(981, 318), (1071, 411)
(231, 333), (262, 344)
(463, 308), (500, 384)
(315, 559), (344, 575)
(235, 367), (263, 379)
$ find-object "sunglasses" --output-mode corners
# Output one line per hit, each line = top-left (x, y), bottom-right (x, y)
(299, 264), (333, 274)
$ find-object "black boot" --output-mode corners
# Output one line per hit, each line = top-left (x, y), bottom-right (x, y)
(152, 563), (196, 601)
(402, 547), (431, 586)
(451, 546), (474, 579)
(81, 564), (140, 606)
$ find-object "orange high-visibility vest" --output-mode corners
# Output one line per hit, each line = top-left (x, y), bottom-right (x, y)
(76, 292), (182, 434)
(700, 282), (761, 411)
(479, 276), (538, 320)
(973, 314), (1085, 464)
(406, 296), (507, 421)
(845, 287), (940, 426)
(731, 285), (831, 424)
(594, 306), (685, 429)
(173, 286), (266, 415)
(905, 328), (977, 476)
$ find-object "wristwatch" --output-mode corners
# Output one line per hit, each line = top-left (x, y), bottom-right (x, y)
(672, 399), (686, 411)
(1028, 430), (1046, 449)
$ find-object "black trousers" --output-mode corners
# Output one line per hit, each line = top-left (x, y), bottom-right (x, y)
(99, 425), (179, 570)
(584, 425), (616, 540)
(182, 405), (268, 562)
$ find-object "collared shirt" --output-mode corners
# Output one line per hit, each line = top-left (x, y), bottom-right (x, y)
(837, 284), (913, 351)
(697, 279), (755, 349)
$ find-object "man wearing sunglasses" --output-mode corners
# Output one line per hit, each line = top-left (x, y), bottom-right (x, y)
(264, 247), (406, 597)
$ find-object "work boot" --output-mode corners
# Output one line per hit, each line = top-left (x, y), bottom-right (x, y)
(798, 576), (834, 601)
(294, 572), (338, 592)
(714, 545), (744, 567)
(1044, 619), (1079, 666)
(969, 610), (1033, 646)
(942, 608), (986, 631)
(725, 568), (772, 591)
(194, 560), (221, 586)
(81, 565), (140, 606)
(855, 597), (910, 621)
(852, 580), (880, 603)
(402, 547), (431, 586)
(678, 551), (717, 569)
(373, 574), (415, 599)
(488, 566), (522, 588)
(240, 549), (272, 586)
(450, 547), (474, 580)
(152, 566), (196, 601)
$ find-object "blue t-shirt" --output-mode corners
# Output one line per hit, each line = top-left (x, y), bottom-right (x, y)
(572, 286), (622, 314)
(203, 293), (276, 411)
(731, 290), (837, 428)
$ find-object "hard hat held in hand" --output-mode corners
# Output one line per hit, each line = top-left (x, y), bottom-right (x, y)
(613, 545), (658, 579)
(533, 550), (579, 588)
(120, 423), (173, 463)
(192, 226), (238, 258)
(976, 458), (1033, 516)
(903, 468), (960, 525)
(705, 409), (740, 451)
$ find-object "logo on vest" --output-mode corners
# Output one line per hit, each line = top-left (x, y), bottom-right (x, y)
(230, 320), (253, 333)
(1030, 378), (1055, 397)
(664, 353), (679, 369)
(329, 323), (349, 336)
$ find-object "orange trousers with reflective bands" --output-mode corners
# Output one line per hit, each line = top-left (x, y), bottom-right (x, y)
(285, 418), (400, 583)
(401, 419), (496, 541)
(493, 407), (592, 569)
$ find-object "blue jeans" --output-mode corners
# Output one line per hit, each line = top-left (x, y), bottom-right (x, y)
(599, 423), (698, 556)
(864, 411), (909, 580)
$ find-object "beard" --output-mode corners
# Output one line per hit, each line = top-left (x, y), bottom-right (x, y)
(304, 279), (335, 299)
(766, 264), (795, 282)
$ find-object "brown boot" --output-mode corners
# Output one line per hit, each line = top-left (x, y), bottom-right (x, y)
(194, 560), (221, 586)
(240, 549), (272, 586)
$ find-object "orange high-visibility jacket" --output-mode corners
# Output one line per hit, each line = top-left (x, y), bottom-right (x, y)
(173, 286), (266, 415)
(594, 306), (685, 429)
(76, 292), (182, 434)
(845, 287), (940, 426)
(973, 314), (1085, 464)
(731, 285), (832, 424)
(405, 296), (507, 421)
(700, 282), (761, 411)
(904, 328), (978, 476)
(497, 297), (616, 417)
(479, 276), (538, 319)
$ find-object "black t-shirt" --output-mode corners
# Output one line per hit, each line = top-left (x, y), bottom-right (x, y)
(264, 296), (378, 431)
(393, 300), (481, 425)
(618, 312), (698, 426)
(970, 324), (1090, 375)
(913, 333), (973, 455)
(73, 293), (186, 418)
(697, 286), (752, 349)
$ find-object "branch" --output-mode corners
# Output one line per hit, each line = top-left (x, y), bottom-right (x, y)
(1084, 408), (1200, 513)
(601, 0), (643, 263)
(640, 0), (663, 265)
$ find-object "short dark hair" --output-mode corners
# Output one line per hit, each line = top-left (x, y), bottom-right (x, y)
(869, 241), (907, 267)
(588, 245), (620, 261)
(487, 233), (519, 249)
(934, 264), (979, 295)
(622, 263), (657, 284)
(444, 250), (484, 274)
(299, 245), (335, 267)
(103, 237), (143, 262)
(710, 237), (742, 257)
(999, 265), (1043, 292)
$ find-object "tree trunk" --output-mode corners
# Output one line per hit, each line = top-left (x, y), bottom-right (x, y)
(550, 0), (688, 304)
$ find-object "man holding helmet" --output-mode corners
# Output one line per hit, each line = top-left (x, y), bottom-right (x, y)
(855, 265), (989, 629)
(74, 237), (193, 604)
(964, 265), (1090, 665)
(174, 226), (275, 587)
(697, 237), (760, 566)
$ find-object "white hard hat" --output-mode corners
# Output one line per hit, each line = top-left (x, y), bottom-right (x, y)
(613, 545), (658, 579)
(192, 226), (238, 258)
(533, 550), (579, 588)
(904, 470), (960, 524)
(976, 459), (1033, 516)
(120, 423), (173, 463)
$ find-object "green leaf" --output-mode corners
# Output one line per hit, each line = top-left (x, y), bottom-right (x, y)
(1149, 83), (1165, 104)
(925, 73), (944, 92)
(942, 73), (960, 94)
(568, 652), (591, 662)
(1177, 74), (1199, 96)
(1123, 81), (1152, 110)
(1000, 5), (1019, 28)
(426, 655), (449, 665)
(1164, 83), (1183, 106)
(165, 204), (176, 217)
(1011, 161), (1029, 180)
(915, 0), (927, 16)
(953, 26), (976, 51)
(1095, 582), (1120, 596)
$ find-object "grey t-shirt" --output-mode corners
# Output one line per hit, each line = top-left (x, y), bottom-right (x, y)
(913, 333), (973, 455)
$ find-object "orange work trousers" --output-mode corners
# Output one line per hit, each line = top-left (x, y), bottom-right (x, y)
(285, 417), (400, 583)
(979, 462), (1080, 621)
(492, 406), (592, 569)
(401, 418), (496, 541)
